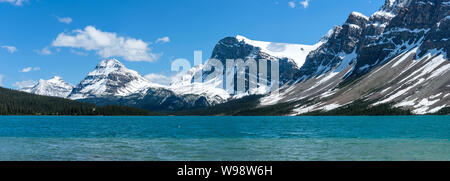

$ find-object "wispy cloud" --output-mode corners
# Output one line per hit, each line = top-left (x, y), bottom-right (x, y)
(52, 26), (161, 62)
(155, 36), (170, 44)
(34, 47), (52, 55)
(289, 0), (311, 9)
(57, 17), (73, 24)
(20, 67), (40, 73)
(1, 45), (18, 53)
(288, 1), (296, 8)
(13, 80), (36, 89)
(144, 73), (172, 86)
(0, 0), (27, 6)
(70, 49), (88, 56)
(300, 0), (310, 8)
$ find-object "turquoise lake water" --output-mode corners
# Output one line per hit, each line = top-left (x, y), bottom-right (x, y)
(0, 116), (449, 161)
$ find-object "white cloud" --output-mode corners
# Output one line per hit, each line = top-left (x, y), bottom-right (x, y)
(52, 26), (161, 62)
(70, 49), (88, 56)
(289, 0), (310, 9)
(20, 67), (40, 73)
(13, 80), (36, 89)
(288, 1), (296, 8)
(155, 36), (170, 44)
(0, 75), (3, 87)
(20, 67), (32, 73)
(57, 17), (73, 24)
(34, 47), (52, 55)
(300, 0), (310, 8)
(0, 0), (27, 6)
(144, 73), (172, 86)
(1, 45), (18, 53)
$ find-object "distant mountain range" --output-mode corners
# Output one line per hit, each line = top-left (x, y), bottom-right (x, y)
(20, 76), (73, 98)
(28, 59), (228, 111)
(16, 0), (450, 115)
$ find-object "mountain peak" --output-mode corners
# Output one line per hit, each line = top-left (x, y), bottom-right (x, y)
(346, 11), (369, 28)
(235, 35), (249, 42)
(69, 58), (162, 99)
(380, 0), (412, 13)
(34, 76), (70, 85)
(47, 76), (64, 82)
(88, 59), (130, 77)
(97, 58), (125, 69)
(20, 76), (73, 98)
(350, 11), (369, 21)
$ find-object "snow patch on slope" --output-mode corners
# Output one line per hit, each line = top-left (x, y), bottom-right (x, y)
(236, 35), (322, 68)
(168, 65), (230, 104)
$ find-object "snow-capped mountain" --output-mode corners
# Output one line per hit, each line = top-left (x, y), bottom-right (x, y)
(17, 0), (449, 115)
(202, 35), (324, 96)
(65, 34), (325, 108)
(68, 59), (163, 99)
(20, 76), (73, 98)
(66, 58), (229, 111)
(261, 0), (450, 115)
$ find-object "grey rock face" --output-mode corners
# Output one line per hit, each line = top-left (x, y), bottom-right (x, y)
(297, 0), (449, 79)
(208, 36), (302, 92)
(418, 2), (450, 57)
(211, 37), (255, 61)
(353, 0), (449, 77)
(297, 12), (367, 79)
(262, 0), (450, 115)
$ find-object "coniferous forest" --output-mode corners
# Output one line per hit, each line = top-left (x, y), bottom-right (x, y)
(0, 87), (150, 116)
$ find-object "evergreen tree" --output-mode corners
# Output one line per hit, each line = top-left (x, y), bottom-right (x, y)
(0, 87), (149, 116)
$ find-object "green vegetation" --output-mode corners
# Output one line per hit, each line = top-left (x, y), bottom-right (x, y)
(173, 95), (306, 116)
(171, 95), (265, 116)
(434, 107), (450, 115)
(301, 100), (413, 116)
(175, 97), (415, 116)
(172, 95), (297, 116)
(0, 87), (150, 116)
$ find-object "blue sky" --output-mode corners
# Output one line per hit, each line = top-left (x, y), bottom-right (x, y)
(0, 0), (384, 88)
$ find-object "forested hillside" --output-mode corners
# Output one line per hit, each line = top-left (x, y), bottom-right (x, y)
(0, 87), (149, 116)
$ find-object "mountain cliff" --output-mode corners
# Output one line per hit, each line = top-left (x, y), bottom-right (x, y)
(203, 35), (324, 96)
(260, 0), (450, 115)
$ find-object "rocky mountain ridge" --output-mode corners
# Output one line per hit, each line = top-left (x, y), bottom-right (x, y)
(16, 0), (449, 115)
(260, 0), (450, 115)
